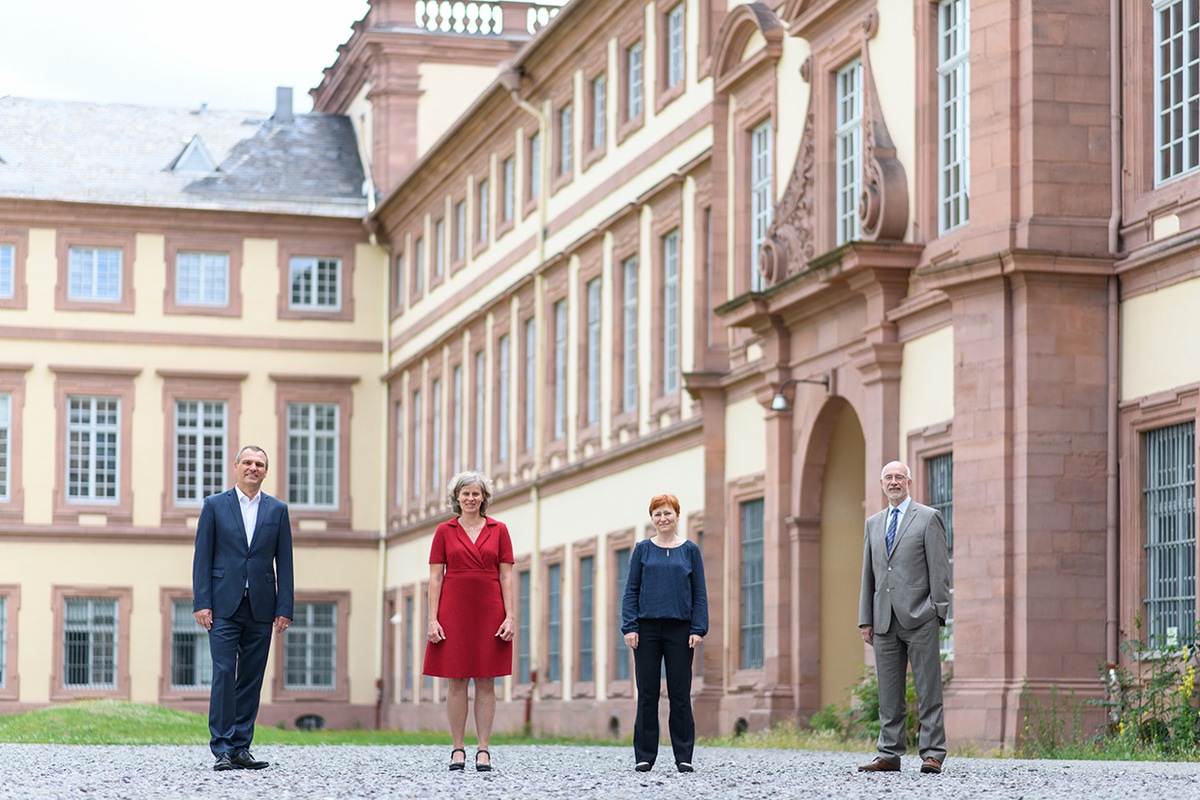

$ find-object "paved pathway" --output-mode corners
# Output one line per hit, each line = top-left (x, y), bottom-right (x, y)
(0, 744), (1198, 799)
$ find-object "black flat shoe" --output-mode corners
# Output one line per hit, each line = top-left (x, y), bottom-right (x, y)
(475, 749), (492, 772)
(677, 762), (694, 773)
(449, 747), (466, 771)
(635, 762), (652, 772)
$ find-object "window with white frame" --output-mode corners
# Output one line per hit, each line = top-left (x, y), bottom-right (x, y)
(524, 318), (537, 453)
(411, 389), (423, 502)
(662, 230), (680, 395)
(1156, 0), (1200, 183)
(614, 546), (631, 680)
(414, 237), (425, 295)
(628, 41), (645, 119)
(835, 60), (863, 245)
(0, 393), (9, 501)
(502, 157), (515, 223)
(394, 402), (404, 507)
(529, 131), (543, 200)
(402, 593), (414, 693)
(586, 278), (601, 426)
(559, 104), (574, 176)
(289, 256), (341, 310)
(477, 179), (490, 243)
(474, 350), (485, 470)
(938, 0), (970, 232)
(1144, 421), (1196, 649)
(434, 219), (446, 279)
(285, 601), (336, 690)
(174, 400), (227, 505)
(667, 4), (685, 88)
(750, 120), (773, 291)
(517, 568), (531, 682)
(740, 498), (765, 670)
(578, 554), (595, 682)
(394, 252), (405, 309)
(431, 378), (442, 495)
(927, 453), (955, 658)
(175, 251), (229, 306)
(498, 333), (511, 462)
(592, 74), (607, 150)
(170, 597), (211, 689)
(553, 299), (567, 440)
(451, 365), (463, 476)
(286, 402), (338, 508)
(67, 396), (119, 502)
(67, 246), (122, 302)
(63, 596), (117, 688)
(546, 562), (562, 682)
(622, 256), (638, 413)
(455, 201), (466, 261)
(0, 243), (12, 298)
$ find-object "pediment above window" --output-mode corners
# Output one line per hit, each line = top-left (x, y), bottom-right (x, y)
(712, 3), (785, 93)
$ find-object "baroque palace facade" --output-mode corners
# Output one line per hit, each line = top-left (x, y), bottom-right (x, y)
(1, 0), (1198, 748)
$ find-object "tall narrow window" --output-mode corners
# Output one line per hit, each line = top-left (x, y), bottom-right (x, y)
(175, 251), (229, 306)
(0, 243), (13, 299)
(174, 399), (227, 505)
(477, 179), (490, 244)
(739, 498), (765, 669)
(529, 132), (543, 201)
(662, 231), (680, 395)
(411, 389), (423, 502)
(1156, 0), (1200, 183)
(454, 202), (466, 262)
(67, 246), (122, 302)
(622, 257), (638, 412)
(285, 601), (336, 690)
(614, 547), (632, 681)
(750, 120), (773, 292)
(585, 278), (601, 426)
(434, 219), (446, 279)
(553, 299), (568, 440)
(0, 595), (7, 688)
(67, 396), (120, 502)
(289, 256), (341, 310)
(524, 318), (537, 453)
(938, 0), (970, 232)
(628, 41), (645, 119)
(559, 104), (574, 177)
(286, 403), (338, 508)
(394, 402), (405, 507)
(835, 60), (863, 245)
(927, 453), (955, 658)
(1144, 421), (1196, 649)
(578, 555), (595, 682)
(414, 237), (425, 296)
(547, 562), (562, 682)
(63, 597), (117, 689)
(0, 393), (10, 502)
(451, 365), (463, 476)
(517, 569), (531, 683)
(170, 598), (211, 689)
(431, 378), (442, 495)
(402, 594), (414, 692)
(498, 333), (511, 462)
(591, 74), (607, 150)
(666, 4), (685, 88)
(474, 350), (486, 470)
(393, 253), (405, 310)
(502, 157), (515, 223)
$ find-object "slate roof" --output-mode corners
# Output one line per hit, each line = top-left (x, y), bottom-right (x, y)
(0, 96), (368, 218)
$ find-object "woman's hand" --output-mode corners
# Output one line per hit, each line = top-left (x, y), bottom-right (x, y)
(427, 620), (445, 643)
(688, 634), (703, 649)
(624, 632), (639, 650)
(496, 616), (515, 642)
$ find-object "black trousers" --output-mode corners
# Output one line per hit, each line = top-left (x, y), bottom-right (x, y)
(632, 617), (694, 765)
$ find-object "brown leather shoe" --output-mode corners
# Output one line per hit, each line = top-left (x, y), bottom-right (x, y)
(857, 757), (900, 772)
(920, 757), (943, 774)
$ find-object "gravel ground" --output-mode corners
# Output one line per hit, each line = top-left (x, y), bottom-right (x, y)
(0, 744), (1198, 800)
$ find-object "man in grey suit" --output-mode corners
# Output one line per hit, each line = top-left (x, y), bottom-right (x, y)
(857, 460), (951, 774)
(193, 445), (294, 771)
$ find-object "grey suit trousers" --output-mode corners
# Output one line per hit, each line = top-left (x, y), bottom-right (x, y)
(872, 613), (946, 763)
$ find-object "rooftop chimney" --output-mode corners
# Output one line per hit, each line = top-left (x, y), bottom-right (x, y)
(274, 87), (294, 124)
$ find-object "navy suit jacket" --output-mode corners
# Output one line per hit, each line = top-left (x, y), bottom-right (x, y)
(192, 488), (295, 624)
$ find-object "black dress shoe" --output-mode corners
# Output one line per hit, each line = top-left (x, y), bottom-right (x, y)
(213, 753), (235, 771)
(634, 762), (653, 772)
(677, 762), (695, 773)
(229, 750), (269, 770)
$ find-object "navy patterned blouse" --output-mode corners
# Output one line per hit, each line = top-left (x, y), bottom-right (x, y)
(620, 538), (709, 637)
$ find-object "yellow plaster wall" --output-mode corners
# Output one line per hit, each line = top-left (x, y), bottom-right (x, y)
(898, 326), (955, 459)
(725, 396), (767, 480)
(417, 64), (502, 158)
(1121, 277), (1200, 400)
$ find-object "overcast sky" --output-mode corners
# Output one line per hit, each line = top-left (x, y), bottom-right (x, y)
(0, 0), (370, 112)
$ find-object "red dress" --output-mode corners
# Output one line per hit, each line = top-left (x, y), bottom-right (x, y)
(422, 517), (514, 678)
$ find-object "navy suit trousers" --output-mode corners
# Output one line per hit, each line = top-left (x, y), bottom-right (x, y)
(207, 591), (273, 756)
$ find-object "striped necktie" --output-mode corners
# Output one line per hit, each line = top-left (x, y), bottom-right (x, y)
(885, 508), (899, 554)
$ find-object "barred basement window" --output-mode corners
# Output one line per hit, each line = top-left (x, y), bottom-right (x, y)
(63, 597), (117, 689)
(927, 453), (955, 658)
(1144, 421), (1197, 649)
(170, 598), (211, 689)
(740, 499), (765, 670)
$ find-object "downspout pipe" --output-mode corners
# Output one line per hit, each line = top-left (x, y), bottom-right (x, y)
(1105, 0), (1122, 668)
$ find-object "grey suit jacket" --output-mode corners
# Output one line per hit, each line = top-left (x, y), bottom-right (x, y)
(858, 500), (951, 635)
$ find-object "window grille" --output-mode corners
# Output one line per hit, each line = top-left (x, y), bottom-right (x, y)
(927, 453), (955, 658)
(547, 562), (562, 681)
(615, 547), (632, 681)
(285, 601), (337, 690)
(518, 570), (531, 683)
(579, 555), (595, 682)
(170, 598), (211, 689)
(63, 597), (117, 689)
(1144, 421), (1197, 649)
(740, 499), (765, 669)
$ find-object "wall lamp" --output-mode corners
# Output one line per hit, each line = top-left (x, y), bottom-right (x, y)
(770, 375), (830, 412)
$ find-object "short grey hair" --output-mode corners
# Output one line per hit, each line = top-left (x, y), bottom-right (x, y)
(447, 470), (494, 515)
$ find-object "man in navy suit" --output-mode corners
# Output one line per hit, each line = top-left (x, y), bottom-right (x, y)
(193, 445), (294, 771)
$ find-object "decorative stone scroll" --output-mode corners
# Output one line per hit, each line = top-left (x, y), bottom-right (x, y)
(758, 106), (816, 285)
(856, 44), (908, 242)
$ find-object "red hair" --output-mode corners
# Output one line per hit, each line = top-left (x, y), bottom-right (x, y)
(648, 494), (680, 516)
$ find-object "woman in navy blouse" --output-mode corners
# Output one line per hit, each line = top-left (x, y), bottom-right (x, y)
(621, 493), (709, 773)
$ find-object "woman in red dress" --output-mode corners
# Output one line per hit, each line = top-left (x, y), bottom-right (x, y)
(424, 471), (515, 772)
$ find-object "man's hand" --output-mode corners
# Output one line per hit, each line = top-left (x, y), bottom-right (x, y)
(274, 616), (291, 634)
(194, 609), (213, 630)
(860, 625), (874, 646)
